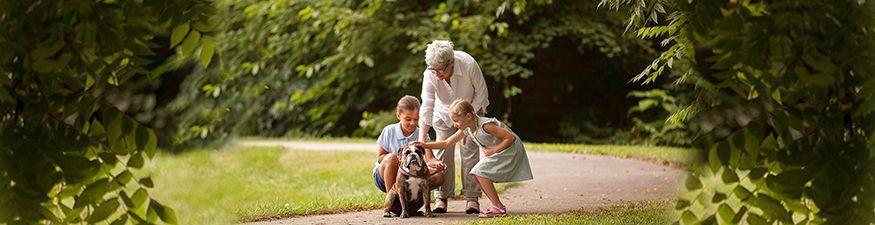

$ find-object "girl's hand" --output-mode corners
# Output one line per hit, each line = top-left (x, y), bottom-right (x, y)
(483, 148), (494, 157)
(411, 141), (425, 147)
(427, 161), (446, 170)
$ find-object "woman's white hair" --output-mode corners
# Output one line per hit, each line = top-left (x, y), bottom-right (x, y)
(425, 40), (455, 67)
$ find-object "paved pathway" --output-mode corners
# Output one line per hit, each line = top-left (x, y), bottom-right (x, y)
(237, 140), (686, 225)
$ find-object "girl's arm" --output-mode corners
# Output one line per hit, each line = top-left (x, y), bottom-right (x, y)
(414, 129), (465, 151)
(482, 123), (516, 157)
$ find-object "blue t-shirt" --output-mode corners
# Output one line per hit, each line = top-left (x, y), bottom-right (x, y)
(376, 123), (429, 155)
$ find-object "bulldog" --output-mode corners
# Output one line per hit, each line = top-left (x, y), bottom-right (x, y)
(383, 145), (434, 218)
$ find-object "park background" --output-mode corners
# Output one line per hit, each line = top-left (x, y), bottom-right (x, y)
(1, 0), (873, 225)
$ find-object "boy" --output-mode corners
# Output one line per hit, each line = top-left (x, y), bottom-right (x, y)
(374, 95), (445, 193)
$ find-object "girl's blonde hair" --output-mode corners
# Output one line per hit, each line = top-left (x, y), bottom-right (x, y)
(449, 99), (475, 118)
(397, 95), (420, 113)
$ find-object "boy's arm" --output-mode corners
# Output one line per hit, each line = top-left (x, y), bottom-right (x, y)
(377, 146), (389, 163)
(482, 123), (515, 157)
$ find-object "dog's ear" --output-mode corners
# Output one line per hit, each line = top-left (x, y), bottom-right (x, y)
(414, 146), (424, 155)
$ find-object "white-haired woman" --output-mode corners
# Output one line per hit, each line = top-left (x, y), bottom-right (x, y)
(418, 40), (490, 214)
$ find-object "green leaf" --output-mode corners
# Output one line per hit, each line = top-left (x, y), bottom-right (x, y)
(120, 191), (134, 208)
(754, 194), (791, 223)
(685, 174), (702, 190)
(785, 199), (810, 215)
(749, 167), (768, 180)
(722, 168), (739, 183)
(127, 152), (144, 168)
(130, 188), (149, 208)
(675, 199), (691, 210)
(766, 169), (805, 199)
(681, 210), (698, 225)
(58, 184), (82, 199)
(77, 179), (113, 207)
(31, 40), (66, 59)
(114, 170), (133, 185)
(199, 38), (215, 67)
(180, 30), (201, 57)
(717, 203), (735, 223)
(709, 143), (730, 173)
(734, 185), (752, 201)
(712, 192), (727, 203)
(732, 206), (748, 224)
(145, 128), (158, 158)
(170, 23), (190, 48)
(135, 126), (150, 151)
(110, 214), (128, 225)
(33, 59), (65, 73)
(139, 177), (154, 188)
(151, 200), (178, 224)
(746, 213), (769, 225)
(88, 197), (120, 223)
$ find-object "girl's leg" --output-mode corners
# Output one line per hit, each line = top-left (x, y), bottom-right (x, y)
(474, 175), (504, 208)
(380, 153), (399, 192)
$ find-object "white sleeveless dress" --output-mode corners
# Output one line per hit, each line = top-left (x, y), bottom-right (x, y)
(465, 117), (533, 183)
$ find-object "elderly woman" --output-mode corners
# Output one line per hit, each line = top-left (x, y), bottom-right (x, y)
(418, 40), (490, 214)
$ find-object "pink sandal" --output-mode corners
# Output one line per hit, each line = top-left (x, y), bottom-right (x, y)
(478, 205), (506, 218)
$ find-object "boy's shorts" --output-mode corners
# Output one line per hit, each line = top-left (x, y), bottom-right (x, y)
(373, 163), (387, 192)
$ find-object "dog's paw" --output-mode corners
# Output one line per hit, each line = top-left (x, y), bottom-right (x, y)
(383, 212), (393, 218)
(426, 212), (435, 217)
(400, 213), (410, 218)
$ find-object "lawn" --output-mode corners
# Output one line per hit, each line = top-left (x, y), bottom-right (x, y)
(144, 140), (692, 224)
(147, 145), (514, 224)
(526, 143), (695, 167)
(466, 200), (675, 225)
(147, 146), (381, 224)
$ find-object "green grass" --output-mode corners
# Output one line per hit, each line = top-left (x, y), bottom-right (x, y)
(240, 137), (697, 166)
(148, 146), (382, 224)
(147, 145), (515, 224)
(525, 143), (696, 167)
(465, 200), (676, 225)
(145, 139), (689, 224)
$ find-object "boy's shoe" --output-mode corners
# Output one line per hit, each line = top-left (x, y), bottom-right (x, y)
(465, 200), (480, 214)
(433, 198), (447, 213)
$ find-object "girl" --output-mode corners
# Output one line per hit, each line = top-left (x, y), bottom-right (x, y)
(414, 99), (533, 218)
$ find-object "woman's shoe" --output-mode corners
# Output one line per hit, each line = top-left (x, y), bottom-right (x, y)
(465, 200), (480, 214)
(433, 198), (447, 213)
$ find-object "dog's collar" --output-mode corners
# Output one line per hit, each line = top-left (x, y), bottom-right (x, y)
(399, 167), (429, 179)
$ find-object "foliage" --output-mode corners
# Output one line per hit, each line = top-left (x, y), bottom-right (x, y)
(352, 110), (397, 138)
(602, 0), (875, 224)
(167, 0), (654, 146)
(0, 0), (216, 223)
(627, 89), (693, 146)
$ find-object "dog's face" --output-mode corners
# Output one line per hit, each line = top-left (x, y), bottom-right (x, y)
(400, 145), (426, 174)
